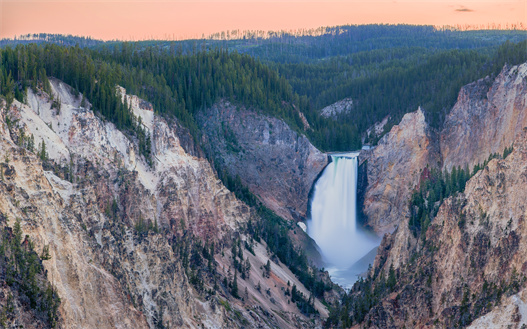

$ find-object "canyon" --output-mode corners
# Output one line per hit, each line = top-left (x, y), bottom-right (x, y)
(0, 80), (330, 328)
(0, 52), (525, 328)
(346, 62), (527, 328)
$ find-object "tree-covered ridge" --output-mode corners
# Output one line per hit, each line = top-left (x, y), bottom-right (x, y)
(229, 25), (527, 64)
(4, 25), (526, 61)
(101, 25), (527, 64)
(99, 39), (527, 151)
(276, 40), (527, 143)
(0, 43), (308, 139)
(96, 45), (305, 134)
(1, 30), (526, 152)
(0, 33), (103, 48)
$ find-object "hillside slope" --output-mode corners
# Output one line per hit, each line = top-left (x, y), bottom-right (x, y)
(0, 80), (329, 328)
(198, 100), (327, 222)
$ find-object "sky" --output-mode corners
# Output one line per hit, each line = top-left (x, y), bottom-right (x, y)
(1, 0), (525, 41)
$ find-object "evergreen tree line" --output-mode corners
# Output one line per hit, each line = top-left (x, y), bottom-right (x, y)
(273, 40), (527, 150)
(0, 43), (311, 150)
(96, 31), (527, 151)
(114, 25), (527, 65)
(325, 264), (398, 327)
(0, 44), (153, 162)
(2, 39), (526, 154)
(409, 165), (472, 236)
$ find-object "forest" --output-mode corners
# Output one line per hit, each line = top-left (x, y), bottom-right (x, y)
(1, 25), (526, 152)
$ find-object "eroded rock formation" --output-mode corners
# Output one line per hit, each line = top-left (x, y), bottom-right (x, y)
(0, 81), (328, 328)
(441, 63), (527, 171)
(363, 62), (527, 235)
(198, 100), (327, 221)
(362, 108), (440, 234)
(364, 129), (527, 328)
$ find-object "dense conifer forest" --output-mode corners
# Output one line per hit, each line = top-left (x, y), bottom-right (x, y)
(1, 25), (526, 152)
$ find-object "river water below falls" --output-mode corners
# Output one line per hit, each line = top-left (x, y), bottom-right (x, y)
(307, 152), (380, 289)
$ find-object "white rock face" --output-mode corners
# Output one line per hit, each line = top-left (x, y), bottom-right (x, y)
(365, 115), (390, 141)
(320, 98), (353, 118)
(468, 290), (527, 329)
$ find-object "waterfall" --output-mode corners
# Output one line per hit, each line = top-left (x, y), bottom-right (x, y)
(307, 152), (379, 287)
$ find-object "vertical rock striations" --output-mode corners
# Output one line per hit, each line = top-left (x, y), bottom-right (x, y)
(363, 62), (527, 235)
(362, 108), (440, 234)
(0, 81), (328, 328)
(362, 129), (527, 328)
(441, 63), (527, 171)
(198, 100), (328, 221)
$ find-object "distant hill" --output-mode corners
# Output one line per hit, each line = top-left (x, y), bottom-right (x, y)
(1, 26), (526, 152)
(0, 33), (105, 48)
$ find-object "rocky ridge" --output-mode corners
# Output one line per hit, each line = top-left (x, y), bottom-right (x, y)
(361, 107), (440, 234)
(319, 98), (353, 118)
(0, 80), (328, 328)
(198, 100), (327, 221)
(363, 128), (527, 328)
(362, 62), (527, 234)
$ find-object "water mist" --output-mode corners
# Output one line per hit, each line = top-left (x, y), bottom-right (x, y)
(307, 153), (379, 288)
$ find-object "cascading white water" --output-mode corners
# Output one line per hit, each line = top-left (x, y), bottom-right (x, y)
(307, 152), (379, 287)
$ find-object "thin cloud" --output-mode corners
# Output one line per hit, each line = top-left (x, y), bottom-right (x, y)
(455, 6), (474, 12)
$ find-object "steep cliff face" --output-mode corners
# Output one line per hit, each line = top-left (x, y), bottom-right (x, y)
(347, 62), (527, 327)
(362, 108), (440, 234)
(198, 100), (328, 221)
(362, 62), (527, 234)
(362, 129), (527, 328)
(0, 81), (328, 328)
(441, 63), (527, 171)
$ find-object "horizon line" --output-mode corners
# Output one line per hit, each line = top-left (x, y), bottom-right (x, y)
(2, 22), (526, 43)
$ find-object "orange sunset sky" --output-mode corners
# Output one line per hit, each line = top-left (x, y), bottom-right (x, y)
(1, 0), (526, 41)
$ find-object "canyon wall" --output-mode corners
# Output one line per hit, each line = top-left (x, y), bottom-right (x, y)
(363, 62), (527, 234)
(198, 100), (327, 221)
(441, 63), (527, 171)
(0, 81), (328, 328)
(352, 62), (527, 328)
(365, 128), (527, 328)
(362, 108), (440, 234)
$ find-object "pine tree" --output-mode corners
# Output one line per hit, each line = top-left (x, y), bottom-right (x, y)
(387, 264), (396, 290)
(264, 259), (271, 278)
(231, 271), (239, 298)
(39, 141), (48, 161)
